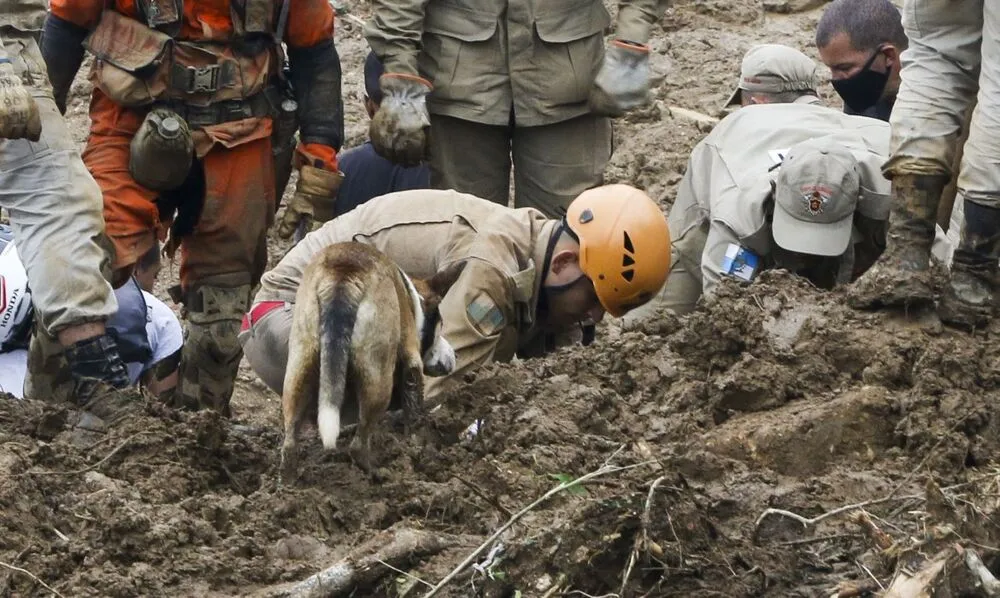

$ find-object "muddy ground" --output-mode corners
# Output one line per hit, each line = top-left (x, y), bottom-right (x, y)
(5, 0), (1000, 596)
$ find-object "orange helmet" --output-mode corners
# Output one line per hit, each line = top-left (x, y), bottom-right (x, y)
(564, 184), (671, 317)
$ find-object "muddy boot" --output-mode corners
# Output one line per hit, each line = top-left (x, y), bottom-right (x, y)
(848, 174), (950, 309)
(24, 325), (76, 403)
(177, 282), (252, 417)
(937, 199), (1000, 330)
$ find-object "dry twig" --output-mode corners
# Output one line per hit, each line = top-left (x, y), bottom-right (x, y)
(373, 558), (434, 590)
(452, 475), (513, 518)
(0, 561), (66, 598)
(620, 476), (672, 596)
(754, 494), (921, 540)
(421, 461), (655, 598)
(28, 432), (151, 476)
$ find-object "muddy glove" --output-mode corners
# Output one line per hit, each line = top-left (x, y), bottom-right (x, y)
(588, 40), (652, 117)
(0, 56), (42, 141)
(369, 74), (432, 167)
(277, 164), (345, 239)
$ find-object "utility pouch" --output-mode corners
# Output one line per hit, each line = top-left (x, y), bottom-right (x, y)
(129, 107), (194, 191)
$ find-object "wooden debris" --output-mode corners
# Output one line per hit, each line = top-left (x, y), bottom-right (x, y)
(666, 105), (719, 128)
(962, 547), (1000, 597)
(882, 546), (961, 598)
(851, 511), (893, 551)
(260, 527), (459, 598)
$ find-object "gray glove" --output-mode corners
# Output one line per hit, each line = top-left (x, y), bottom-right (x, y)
(369, 74), (432, 167)
(0, 57), (42, 141)
(588, 41), (652, 117)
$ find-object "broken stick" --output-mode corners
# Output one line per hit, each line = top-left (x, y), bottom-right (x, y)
(261, 527), (458, 598)
(753, 494), (921, 543)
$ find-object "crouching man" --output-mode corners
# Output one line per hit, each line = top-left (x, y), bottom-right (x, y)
(240, 185), (672, 406)
(623, 78), (893, 324)
(0, 228), (182, 400)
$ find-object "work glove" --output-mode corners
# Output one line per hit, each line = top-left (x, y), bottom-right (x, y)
(276, 164), (344, 239)
(0, 57), (42, 141)
(369, 74), (432, 167)
(588, 40), (652, 118)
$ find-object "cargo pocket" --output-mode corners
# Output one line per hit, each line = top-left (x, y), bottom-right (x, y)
(532, 3), (610, 106)
(420, 3), (499, 107)
(83, 10), (173, 107)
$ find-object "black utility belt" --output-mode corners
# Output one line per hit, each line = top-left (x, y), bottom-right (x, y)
(156, 87), (284, 128)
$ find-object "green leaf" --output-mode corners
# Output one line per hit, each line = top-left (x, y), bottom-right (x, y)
(548, 473), (588, 496)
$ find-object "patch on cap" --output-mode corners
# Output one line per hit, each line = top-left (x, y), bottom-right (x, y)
(800, 185), (834, 216)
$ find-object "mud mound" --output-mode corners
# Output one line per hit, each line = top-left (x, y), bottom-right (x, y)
(2, 272), (1000, 597)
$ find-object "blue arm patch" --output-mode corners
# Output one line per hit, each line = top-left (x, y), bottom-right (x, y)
(720, 243), (760, 282)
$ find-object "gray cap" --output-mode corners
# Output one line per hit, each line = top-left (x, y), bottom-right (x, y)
(725, 44), (819, 106)
(771, 137), (862, 257)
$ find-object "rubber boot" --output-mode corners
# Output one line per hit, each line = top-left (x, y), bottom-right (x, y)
(937, 199), (1000, 330)
(848, 173), (950, 309)
(177, 282), (252, 417)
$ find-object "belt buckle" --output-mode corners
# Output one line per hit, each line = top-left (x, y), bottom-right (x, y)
(182, 65), (220, 94)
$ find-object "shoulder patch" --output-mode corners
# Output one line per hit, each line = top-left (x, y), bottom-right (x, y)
(466, 291), (506, 337)
(720, 243), (760, 282)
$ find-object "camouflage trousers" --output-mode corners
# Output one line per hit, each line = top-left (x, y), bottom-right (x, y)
(177, 281), (253, 417)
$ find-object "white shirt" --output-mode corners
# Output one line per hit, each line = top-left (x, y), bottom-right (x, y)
(0, 291), (182, 399)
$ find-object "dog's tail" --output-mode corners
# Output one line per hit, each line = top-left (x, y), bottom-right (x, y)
(317, 283), (359, 449)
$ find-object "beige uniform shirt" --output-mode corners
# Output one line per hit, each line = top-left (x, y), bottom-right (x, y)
(669, 98), (893, 296)
(256, 189), (558, 397)
(364, 0), (667, 127)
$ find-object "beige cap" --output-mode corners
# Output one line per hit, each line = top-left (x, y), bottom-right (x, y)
(725, 44), (819, 106)
(771, 137), (862, 257)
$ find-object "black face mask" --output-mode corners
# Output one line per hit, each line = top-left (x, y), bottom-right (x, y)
(831, 47), (890, 113)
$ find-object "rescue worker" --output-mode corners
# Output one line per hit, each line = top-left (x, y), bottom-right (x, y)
(849, 2), (999, 330)
(41, 0), (345, 416)
(363, 0), (667, 218)
(815, 0), (905, 122)
(240, 184), (671, 403)
(0, 2), (132, 407)
(851, 0), (1000, 329)
(0, 229), (183, 400)
(722, 44), (821, 108)
(623, 44), (892, 324)
(815, 0), (967, 264)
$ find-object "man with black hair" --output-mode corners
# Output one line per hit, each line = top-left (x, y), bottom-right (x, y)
(815, 0), (906, 122)
(333, 51), (431, 218)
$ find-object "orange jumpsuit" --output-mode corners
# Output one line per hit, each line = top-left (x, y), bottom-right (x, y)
(50, 0), (339, 292)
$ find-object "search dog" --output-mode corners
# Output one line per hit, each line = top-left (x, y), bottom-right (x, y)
(279, 242), (466, 483)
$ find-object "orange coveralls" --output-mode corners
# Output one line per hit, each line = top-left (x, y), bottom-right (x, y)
(50, 0), (339, 292)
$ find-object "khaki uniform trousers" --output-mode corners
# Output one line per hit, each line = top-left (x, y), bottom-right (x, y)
(429, 113), (613, 218)
(0, 29), (117, 337)
(886, 0), (1000, 208)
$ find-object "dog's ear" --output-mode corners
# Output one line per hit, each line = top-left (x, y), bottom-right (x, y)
(427, 260), (468, 298)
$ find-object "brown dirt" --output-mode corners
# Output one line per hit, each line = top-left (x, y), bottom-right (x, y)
(5, 1), (1000, 597)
